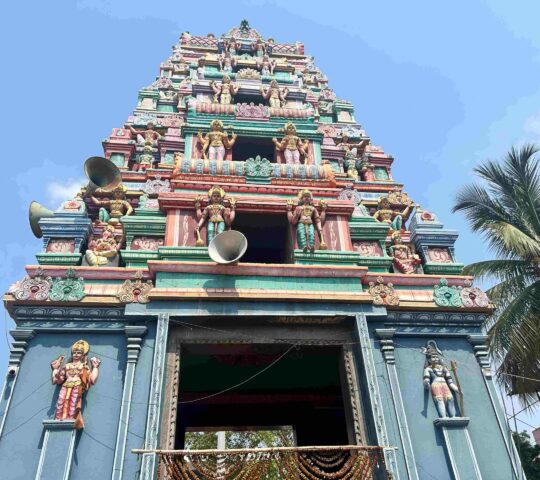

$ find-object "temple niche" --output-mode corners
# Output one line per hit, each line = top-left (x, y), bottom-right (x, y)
(0, 20), (521, 480)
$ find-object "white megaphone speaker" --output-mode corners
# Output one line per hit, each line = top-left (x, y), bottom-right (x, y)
(84, 156), (122, 195)
(208, 230), (248, 264)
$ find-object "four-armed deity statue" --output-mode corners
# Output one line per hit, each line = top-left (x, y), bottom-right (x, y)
(389, 231), (422, 274)
(198, 120), (237, 161)
(194, 186), (236, 246)
(260, 80), (288, 108)
(50, 340), (101, 429)
(90, 185), (133, 224)
(287, 189), (327, 253)
(211, 75), (239, 105)
(273, 122), (310, 165)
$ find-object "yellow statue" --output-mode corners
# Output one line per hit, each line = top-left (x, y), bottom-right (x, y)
(50, 340), (101, 429)
(211, 75), (239, 105)
(197, 120), (237, 161)
(194, 186), (236, 246)
(90, 185), (133, 224)
(273, 122), (309, 165)
(260, 80), (288, 108)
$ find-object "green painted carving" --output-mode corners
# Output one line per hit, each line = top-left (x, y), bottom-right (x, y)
(374, 167), (389, 180)
(245, 156), (273, 177)
(49, 267), (85, 302)
(433, 278), (463, 307)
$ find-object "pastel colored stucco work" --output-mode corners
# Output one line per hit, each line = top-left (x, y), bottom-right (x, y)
(0, 21), (525, 480)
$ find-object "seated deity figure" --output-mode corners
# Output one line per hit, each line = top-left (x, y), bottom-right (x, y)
(85, 224), (123, 266)
(194, 186), (236, 246)
(257, 55), (276, 76)
(218, 52), (236, 73)
(373, 196), (413, 231)
(133, 144), (155, 172)
(127, 122), (162, 146)
(273, 122), (309, 165)
(197, 120), (237, 161)
(211, 75), (239, 105)
(389, 232), (422, 274)
(50, 339), (101, 429)
(260, 80), (288, 108)
(343, 151), (359, 181)
(90, 185), (133, 224)
(423, 341), (460, 418)
(358, 158), (376, 181)
(287, 189), (327, 253)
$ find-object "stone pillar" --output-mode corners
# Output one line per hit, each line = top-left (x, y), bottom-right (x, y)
(375, 329), (420, 480)
(354, 314), (399, 478)
(35, 420), (77, 480)
(434, 417), (482, 480)
(139, 313), (169, 480)
(111, 326), (147, 480)
(0, 329), (35, 438)
(468, 335), (524, 478)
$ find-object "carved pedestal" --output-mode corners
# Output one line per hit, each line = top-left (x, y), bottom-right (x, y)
(35, 420), (77, 480)
(434, 417), (482, 480)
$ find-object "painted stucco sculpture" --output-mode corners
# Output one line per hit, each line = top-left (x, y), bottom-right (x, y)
(50, 340), (101, 429)
(195, 186), (236, 246)
(287, 189), (327, 252)
(197, 119), (237, 160)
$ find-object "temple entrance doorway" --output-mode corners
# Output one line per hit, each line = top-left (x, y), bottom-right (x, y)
(174, 344), (351, 449)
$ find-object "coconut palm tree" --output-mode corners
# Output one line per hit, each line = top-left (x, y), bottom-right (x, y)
(453, 144), (540, 405)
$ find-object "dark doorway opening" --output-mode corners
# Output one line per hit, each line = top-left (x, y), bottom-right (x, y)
(176, 344), (350, 448)
(233, 212), (292, 264)
(232, 136), (275, 163)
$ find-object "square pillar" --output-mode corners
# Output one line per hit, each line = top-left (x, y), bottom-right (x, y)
(35, 420), (77, 480)
(434, 417), (482, 480)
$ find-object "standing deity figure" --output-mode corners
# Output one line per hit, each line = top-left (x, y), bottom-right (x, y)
(133, 144), (155, 172)
(50, 340), (101, 429)
(373, 196), (413, 231)
(343, 151), (359, 181)
(287, 189), (327, 252)
(127, 122), (162, 146)
(422, 341), (460, 418)
(260, 80), (288, 108)
(211, 75), (239, 105)
(257, 55), (276, 76)
(85, 224), (123, 266)
(197, 120), (237, 161)
(225, 37), (239, 55)
(358, 158), (376, 181)
(219, 52), (236, 73)
(273, 122), (309, 165)
(389, 232), (422, 274)
(251, 38), (267, 57)
(196, 57), (205, 79)
(90, 185), (133, 224)
(194, 186), (236, 246)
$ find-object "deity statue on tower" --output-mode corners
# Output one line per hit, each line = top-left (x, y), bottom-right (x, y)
(257, 55), (276, 76)
(422, 341), (461, 418)
(85, 224), (123, 267)
(50, 339), (101, 429)
(194, 186), (236, 246)
(211, 75), (239, 105)
(389, 232), (422, 274)
(373, 195), (413, 231)
(287, 189), (327, 253)
(127, 122), (162, 146)
(90, 185), (133, 224)
(218, 52), (236, 73)
(273, 123), (310, 165)
(197, 120), (237, 161)
(251, 38), (267, 57)
(260, 80), (288, 108)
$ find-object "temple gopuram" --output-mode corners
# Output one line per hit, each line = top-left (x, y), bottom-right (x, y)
(0, 21), (523, 480)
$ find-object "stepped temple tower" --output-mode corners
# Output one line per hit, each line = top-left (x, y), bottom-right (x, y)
(1, 21), (523, 480)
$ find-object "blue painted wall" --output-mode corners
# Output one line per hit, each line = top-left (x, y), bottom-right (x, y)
(0, 332), (126, 480)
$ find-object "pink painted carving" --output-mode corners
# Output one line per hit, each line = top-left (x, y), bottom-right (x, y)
(354, 241), (383, 257)
(131, 236), (165, 251)
(47, 239), (75, 254)
(427, 248), (452, 263)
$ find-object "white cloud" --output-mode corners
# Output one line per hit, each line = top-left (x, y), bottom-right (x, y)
(46, 178), (86, 207)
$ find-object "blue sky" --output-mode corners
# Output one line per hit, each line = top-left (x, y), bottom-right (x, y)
(2, 0), (540, 434)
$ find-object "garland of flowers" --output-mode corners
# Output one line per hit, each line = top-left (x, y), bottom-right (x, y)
(158, 447), (389, 480)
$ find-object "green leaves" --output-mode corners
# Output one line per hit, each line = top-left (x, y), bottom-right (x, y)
(454, 144), (540, 405)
